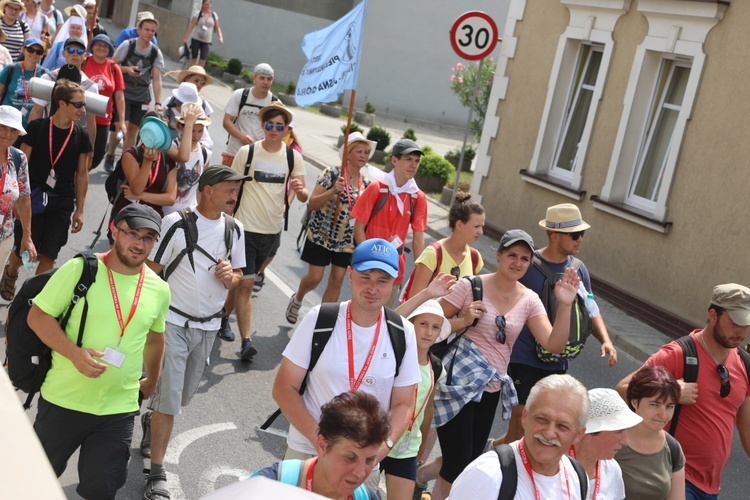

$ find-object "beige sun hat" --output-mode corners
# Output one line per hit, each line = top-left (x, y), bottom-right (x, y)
(538, 203), (591, 233)
(339, 131), (377, 161)
(136, 10), (159, 29)
(63, 4), (86, 18)
(258, 101), (292, 124)
(177, 65), (214, 86)
(710, 284), (750, 326)
(0, 0), (26, 14)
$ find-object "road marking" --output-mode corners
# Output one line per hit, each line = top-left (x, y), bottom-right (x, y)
(165, 422), (238, 465)
(198, 466), (249, 497)
(264, 267), (294, 298)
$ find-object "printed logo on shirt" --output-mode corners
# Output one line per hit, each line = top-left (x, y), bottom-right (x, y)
(363, 375), (377, 387)
(253, 159), (288, 184)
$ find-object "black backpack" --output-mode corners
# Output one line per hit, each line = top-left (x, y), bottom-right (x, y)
(668, 334), (750, 436)
(260, 303), (406, 431)
(494, 444), (588, 500)
(4, 253), (98, 409)
(532, 254), (593, 362)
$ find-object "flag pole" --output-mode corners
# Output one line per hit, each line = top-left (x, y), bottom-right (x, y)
(334, 89), (357, 222)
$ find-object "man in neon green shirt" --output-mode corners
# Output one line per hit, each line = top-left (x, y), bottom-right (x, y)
(28, 204), (170, 499)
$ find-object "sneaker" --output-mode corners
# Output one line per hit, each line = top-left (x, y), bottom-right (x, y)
(217, 317), (235, 341)
(140, 411), (152, 458)
(240, 338), (257, 361)
(286, 294), (301, 324)
(253, 272), (265, 292)
(103, 154), (115, 173)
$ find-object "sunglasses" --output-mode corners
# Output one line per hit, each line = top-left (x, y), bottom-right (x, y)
(65, 47), (86, 55)
(562, 230), (585, 240)
(264, 123), (285, 132)
(450, 266), (460, 279)
(116, 226), (157, 246)
(66, 100), (86, 109)
(495, 315), (507, 344)
(718, 364), (731, 398)
(25, 47), (44, 55)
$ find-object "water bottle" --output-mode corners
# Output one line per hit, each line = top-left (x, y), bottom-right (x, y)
(116, 130), (124, 143)
(21, 250), (34, 272)
(585, 293), (599, 317)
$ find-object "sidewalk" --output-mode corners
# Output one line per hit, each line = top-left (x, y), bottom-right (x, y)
(91, 8), (670, 363)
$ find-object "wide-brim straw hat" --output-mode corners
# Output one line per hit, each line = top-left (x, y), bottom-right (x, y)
(177, 65), (214, 86)
(339, 131), (377, 161)
(258, 101), (292, 125)
(538, 203), (591, 233)
(0, 0), (26, 14)
(63, 4), (86, 18)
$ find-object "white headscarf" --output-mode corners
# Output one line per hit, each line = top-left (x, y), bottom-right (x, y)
(54, 15), (87, 47)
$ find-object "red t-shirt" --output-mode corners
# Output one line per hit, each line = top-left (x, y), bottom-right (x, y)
(83, 58), (125, 126)
(351, 181), (427, 283)
(644, 330), (750, 494)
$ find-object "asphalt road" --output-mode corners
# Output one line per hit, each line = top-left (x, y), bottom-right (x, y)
(1, 76), (747, 499)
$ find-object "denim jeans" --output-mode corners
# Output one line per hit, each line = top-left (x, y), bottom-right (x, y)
(686, 480), (719, 500)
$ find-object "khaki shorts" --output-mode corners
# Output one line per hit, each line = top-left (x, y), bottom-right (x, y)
(148, 323), (216, 415)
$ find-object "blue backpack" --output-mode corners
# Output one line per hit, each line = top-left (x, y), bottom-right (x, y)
(251, 460), (370, 499)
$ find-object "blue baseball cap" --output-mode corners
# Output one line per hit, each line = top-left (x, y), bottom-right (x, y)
(351, 238), (399, 278)
(24, 37), (44, 49)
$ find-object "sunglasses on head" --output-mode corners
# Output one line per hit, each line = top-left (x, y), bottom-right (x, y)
(65, 47), (86, 55)
(718, 364), (731, 398)
(450, 266), (461, 279)
(25, 46), (44, 55)
(66, 100), (86, 109)
(495, 315), (507, 344)
(264, 123), (285, 132)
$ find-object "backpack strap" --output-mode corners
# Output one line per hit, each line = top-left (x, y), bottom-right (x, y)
(232, 88), (251, 124)
(493, 444), (517, 500)
(669, 335), (698, 436)
(223, 214), (237, 261)
(233, 143), (255, 214)
(567, 456), (588, 499)
(429, 353), (443, 383)
(384, 307), (405, 377)
(0, 62), (16, 103)
(431, 242), (443, 281)
(369, 182), (418, 224)
(161, 209), (220, 281)
(276, 459), (303, 486)
(738, 346), (750, 385)
(283, 144), (295, 231)
(8, 146), (22, 176)
(470, 247), (481, 274)
(664, 432), (681, 471)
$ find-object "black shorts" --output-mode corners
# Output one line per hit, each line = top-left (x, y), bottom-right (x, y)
(124, 100), (148, 126)
(243, 231), (281, 277)
(34, 397), (136, 500)
(14, 194), (74, 260)
(508, 362), (567, 404)
(189, 38), (211, 61)
(301, 239), (352, 268)
(380, 455), (417, 481)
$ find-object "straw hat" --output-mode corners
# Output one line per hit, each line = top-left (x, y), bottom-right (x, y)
(136, 11), (158, 29)
(177, 65), (214, 86)
(63, 4), (86, 18)
(258, 101), (292, 124)
(338, 131), (377, 161)
(0, 0), (25, 13)
(538, 203), (591, 233)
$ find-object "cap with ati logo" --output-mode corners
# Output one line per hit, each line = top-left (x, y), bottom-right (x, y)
(351, 238), (399, 278)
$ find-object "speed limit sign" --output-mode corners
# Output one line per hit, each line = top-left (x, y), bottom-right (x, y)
(450, 11), (499, 61)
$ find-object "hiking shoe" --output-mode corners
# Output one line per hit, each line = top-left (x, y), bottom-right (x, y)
(240, 338), (257, 361)
(253, 272), (265, 292)
(140, 411), (152, 458)
(143, 469), (169, 500)
(103, 154), (115, 174)
(217, 317), (235, 341)
(286, 294), (301, 324)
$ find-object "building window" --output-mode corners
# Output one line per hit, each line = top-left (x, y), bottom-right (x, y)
(627, 61), (690, 210)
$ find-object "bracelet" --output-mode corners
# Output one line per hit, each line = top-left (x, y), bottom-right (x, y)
(155, 102), (161, 106)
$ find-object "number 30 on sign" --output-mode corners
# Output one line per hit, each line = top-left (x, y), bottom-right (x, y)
(450, 11), (499, 61)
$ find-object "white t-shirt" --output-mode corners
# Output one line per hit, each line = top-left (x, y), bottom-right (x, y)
(587, 459), (625, 500)
(164, 143), (212, 215)
(149, 209), (246, 331)
(448, 443), (585, 500)
(283, 302), (421, 455)
(223, 87), (274, 155)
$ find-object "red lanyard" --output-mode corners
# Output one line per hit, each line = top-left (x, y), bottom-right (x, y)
(305, 457), (353, 500)
(518, 438), (571, 500)
(146, 150), (161, 189)
(343, 165), (362, 209)
(345, 301), (382, 391)
(20, 64), (38, 101)
(568, 445), (599, 498)
(408, 358), (434, 431)
(103, 252), (146, 339)
(48, 120), (74, 172)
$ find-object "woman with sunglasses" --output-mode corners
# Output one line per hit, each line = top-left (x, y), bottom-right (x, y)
(615, 366), (686, 500)
(428, 229), (579, 500)
(401, 192), (485, 303)
(0, 37), (46, 126)
(82, 34), (125, 171)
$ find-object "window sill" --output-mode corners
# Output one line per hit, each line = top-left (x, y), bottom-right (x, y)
(590, 195), (672, 234)
(519, 169), (585, 201)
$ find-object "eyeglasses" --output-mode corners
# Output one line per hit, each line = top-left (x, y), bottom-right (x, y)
(189, 77), (207, 86)
(116, 226), (157, 246)
(66, 100), (86, 109)
(450, 266), (460, 279)
(65, 47), (86, 55)
(25, 47), (44, 55)
(495, 315), (507, 344)
(718, 364), (731, 398)
(264, 123), (285, 132)
(563, 230), (585, 240)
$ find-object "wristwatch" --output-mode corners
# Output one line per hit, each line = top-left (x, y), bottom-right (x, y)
(385, 437), (394, 449)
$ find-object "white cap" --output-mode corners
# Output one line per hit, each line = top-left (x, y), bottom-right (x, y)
(172, 82), (203, 106)
(339, 131), (377, 161)
(407, 300), (452, 343)
(0, 106), (26, 135)
(585, 388), (642, 434)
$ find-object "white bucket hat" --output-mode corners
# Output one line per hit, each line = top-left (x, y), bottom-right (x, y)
(339, 131), (377, 161)
(0, 106), (26, 135)
(172, 82), (203, 106)
(407, 300), (452, 343)
(586, 388), (642, 434)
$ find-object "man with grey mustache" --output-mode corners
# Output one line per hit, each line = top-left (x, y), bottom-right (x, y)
(448, 374), (590, 499)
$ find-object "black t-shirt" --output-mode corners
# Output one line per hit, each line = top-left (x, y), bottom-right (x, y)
(22, 118), (92, 197)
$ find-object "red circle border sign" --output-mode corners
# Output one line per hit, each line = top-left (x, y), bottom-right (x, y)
(450, 11), (499, 61)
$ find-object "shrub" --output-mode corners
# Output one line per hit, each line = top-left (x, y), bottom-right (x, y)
(421, 145), (434, 155)
(240, 69), (253, 83)
(416, 154), (455, 186)
(450, 59), (497, 139)
(206, 52), (224, 68)
(226, 58), (243, 75)
(444, 144), (477, 166)
(365, 102), (376, 114)
(366, 126), (391, 151)
(341, 122), (363, 135)
(286, 81), (297, 94)
(402, 128), (417, 141)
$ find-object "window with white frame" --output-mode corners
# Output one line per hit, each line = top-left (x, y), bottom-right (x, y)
(626, 61), (690, 211)
(550, 45), (603, 182)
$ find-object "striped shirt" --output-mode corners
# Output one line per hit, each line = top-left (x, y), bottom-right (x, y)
(1, 19), (29, 62)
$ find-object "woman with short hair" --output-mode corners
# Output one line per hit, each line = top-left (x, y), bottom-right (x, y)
(182, 0), (223, 67)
